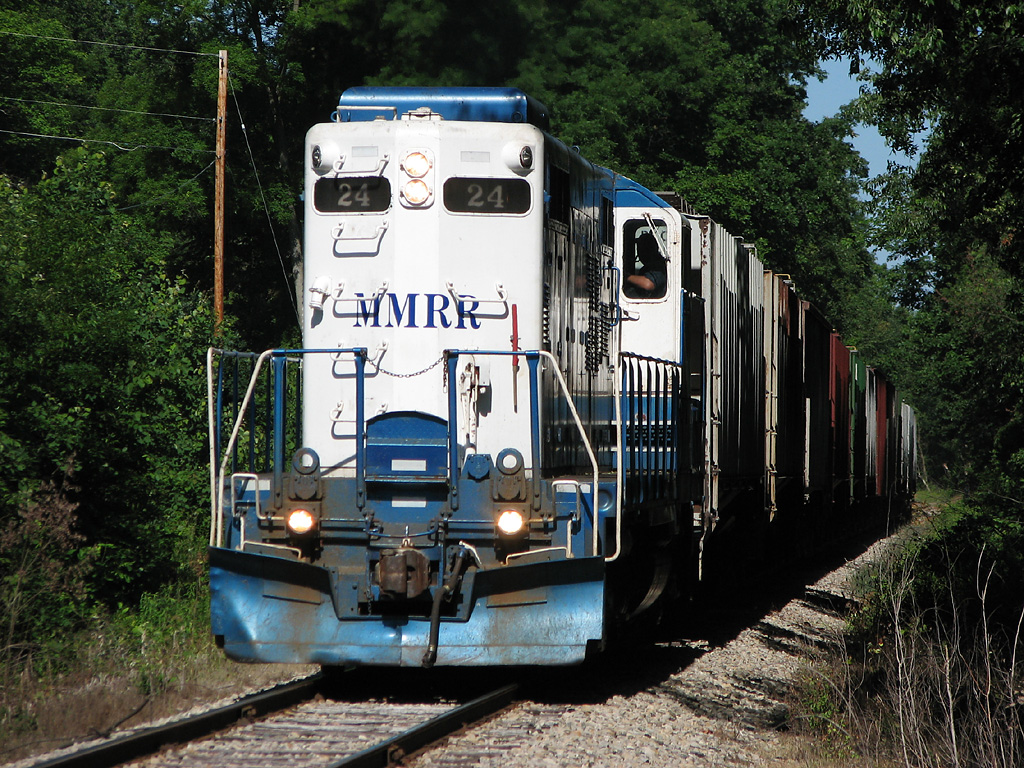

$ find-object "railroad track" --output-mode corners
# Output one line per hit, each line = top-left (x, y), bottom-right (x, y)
(27, 674), (518, 768)
(22, 532), (892, 768)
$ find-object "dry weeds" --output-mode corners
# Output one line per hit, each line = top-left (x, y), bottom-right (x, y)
(1, 631), (312, 765)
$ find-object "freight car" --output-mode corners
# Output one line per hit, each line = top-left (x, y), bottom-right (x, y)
(207, 87), (916, 667)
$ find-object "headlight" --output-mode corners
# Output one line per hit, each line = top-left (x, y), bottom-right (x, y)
(402, 150), (431, 178)
(287, 509), (316, 535)
(497, 510), (525, 536)
(402, 178), (431, 205)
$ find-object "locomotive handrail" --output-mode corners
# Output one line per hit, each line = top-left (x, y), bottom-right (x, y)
(210, 346), (602, 557)
(330, 219), (389, 242)
(608, 263), (623, 327)
(209, 349), (281, 547)
(611, 358), (623, 564)
(333, 104), (399, 122)
(332, 280), (390, 303)
(330, 152), (390, 177)
(230, 473), (262, 521)
(208, 347), (367, 547)
(207, 348), (219, 545)
(550, 480), (585, 558)
(330, 339), (388, 367)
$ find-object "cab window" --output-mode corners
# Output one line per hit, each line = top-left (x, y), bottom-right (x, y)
(622, 219), (668, 299)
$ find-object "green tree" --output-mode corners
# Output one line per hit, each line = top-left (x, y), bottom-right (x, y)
(0, 9), (87, 181)
(0, 0), (902, 672)
(0, 150), (215, 665)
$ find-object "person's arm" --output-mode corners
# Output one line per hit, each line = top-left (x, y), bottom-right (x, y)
(625, 273), (657, 293)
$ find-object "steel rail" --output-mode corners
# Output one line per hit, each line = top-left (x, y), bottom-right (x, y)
(327, 683), (520, 768)
(28, 674), (321, 768)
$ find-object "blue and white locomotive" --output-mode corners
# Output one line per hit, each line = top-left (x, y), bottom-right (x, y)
(207, 87), (916, 667)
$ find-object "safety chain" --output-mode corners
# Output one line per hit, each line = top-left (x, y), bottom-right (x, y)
(372, 353), (446, 380)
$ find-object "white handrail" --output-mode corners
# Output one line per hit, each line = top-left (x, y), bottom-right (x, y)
(550, 480), (585, 558)
(209, 346), (611, 559)
(331, 152), (390, 177)
(207, 347), (219, 546)
(610, 355), (624, 563)
(534, 350), (602, 558)
(333, 280), (389, 303)
(209, 349), (274, 548)
(331, 219), (389, 242)
(445, 281), (508, 311)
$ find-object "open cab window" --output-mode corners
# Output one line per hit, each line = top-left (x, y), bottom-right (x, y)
(622, 218), (669, 300)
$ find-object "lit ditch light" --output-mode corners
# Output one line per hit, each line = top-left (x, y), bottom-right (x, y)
(286, 508), (316, 535)
(496, 509), (525, 536)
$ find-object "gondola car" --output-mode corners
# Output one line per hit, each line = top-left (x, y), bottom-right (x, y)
(207, 87), (915, 667)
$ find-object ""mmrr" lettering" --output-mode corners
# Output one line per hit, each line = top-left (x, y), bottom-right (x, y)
(350, 293), (482, 329)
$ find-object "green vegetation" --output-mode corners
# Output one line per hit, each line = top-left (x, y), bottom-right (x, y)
(1, 0), (1022, 762)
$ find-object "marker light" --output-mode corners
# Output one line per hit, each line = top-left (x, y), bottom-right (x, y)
(497, 510), (525, 536)
(287, 509), (315, 535)
(402, 178), (431, 205)
(308, 275), (331, 310)
(402, 151), (431, 178)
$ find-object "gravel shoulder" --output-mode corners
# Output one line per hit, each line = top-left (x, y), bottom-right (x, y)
(408, 535), (894, 768)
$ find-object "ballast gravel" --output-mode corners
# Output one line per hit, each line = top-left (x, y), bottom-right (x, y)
(10, 535), (891, 768)
(408, 537), (892, 768)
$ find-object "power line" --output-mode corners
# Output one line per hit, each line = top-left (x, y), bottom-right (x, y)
(0, 29), (218, 58)
(0, 96), (214, 123)
(0, 128), (215, 154)
(227, 71), (301, 328)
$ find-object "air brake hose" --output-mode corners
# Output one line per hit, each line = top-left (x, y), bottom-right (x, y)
(422, 547), (471, 668)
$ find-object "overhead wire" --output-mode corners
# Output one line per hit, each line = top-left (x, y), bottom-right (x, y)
(227, 71), (301, 329)
(4, 28), (302, 326)
(0, 29), (218, 58)
(1, 36), (216, 197)
(0, 128), (214, 154)
(0, 95), (214, 123)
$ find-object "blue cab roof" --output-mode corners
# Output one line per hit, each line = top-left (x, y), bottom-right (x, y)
(335, 87), (550, 131)
(612, 174), (672, 209)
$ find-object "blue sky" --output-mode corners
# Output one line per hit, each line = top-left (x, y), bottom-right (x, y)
(803, 58), (912, 263)
(803, 57), (911, 179)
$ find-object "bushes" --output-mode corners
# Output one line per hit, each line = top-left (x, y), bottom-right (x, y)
(0, 584), (246, 761)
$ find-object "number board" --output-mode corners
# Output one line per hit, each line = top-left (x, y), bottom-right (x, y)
(313, 177), (391, 212)
(443, 178), (531, 214)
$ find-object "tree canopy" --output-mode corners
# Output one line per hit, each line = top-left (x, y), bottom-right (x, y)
(805, 0), (1024, 499)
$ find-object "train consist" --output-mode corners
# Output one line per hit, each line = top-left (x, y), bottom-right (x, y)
(207, 87), (916, 667)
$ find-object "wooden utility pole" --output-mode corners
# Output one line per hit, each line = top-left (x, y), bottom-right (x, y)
(214, 49), (227, 332)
